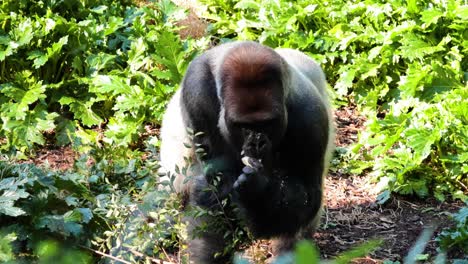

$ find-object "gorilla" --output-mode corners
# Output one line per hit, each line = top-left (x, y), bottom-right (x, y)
(159, 41), (334, 263)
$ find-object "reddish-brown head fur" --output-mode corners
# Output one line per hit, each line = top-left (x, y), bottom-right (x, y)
(220, 43), (285, 124)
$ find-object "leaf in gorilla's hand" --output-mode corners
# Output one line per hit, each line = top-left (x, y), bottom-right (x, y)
(241, 157), (262, 170)
(241, 157), (254, 168)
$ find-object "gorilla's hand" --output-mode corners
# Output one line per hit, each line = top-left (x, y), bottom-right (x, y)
(241, 130), (272, 161)
(234, 130), (272, 193)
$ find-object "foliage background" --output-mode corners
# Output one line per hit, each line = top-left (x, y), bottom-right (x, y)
(0, 0), (466, 263)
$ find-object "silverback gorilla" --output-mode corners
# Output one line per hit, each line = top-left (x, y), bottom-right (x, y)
(159, 41), (334, 263)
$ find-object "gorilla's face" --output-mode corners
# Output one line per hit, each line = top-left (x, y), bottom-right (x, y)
(224, 109), (287, 154)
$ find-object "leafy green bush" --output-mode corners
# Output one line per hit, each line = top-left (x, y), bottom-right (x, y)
(0, 139), (184, 262)
(200, 0), (467, 201)
(436, 204), (468, 253)
(0, 0), (206, 157)
(0, 160), (103, 261)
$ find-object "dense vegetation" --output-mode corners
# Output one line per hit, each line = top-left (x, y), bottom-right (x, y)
(0, 0), (466, 262)
(0, 0), (204, 158)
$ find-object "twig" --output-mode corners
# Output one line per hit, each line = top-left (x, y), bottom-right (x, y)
(124, 247), (174, 264)
(324, 206), (329, 228)
(79, 245), (131, 264)
(457, 179), (468, 192)
(160, 246), (172, 263)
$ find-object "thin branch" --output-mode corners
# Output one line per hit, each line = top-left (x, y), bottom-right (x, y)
(79, 245), (131, 264)
(124, 247), (175, 264)
(160, 246), (173, 263)
(324, 206), (329, 228)
(457, 179), (468, 192)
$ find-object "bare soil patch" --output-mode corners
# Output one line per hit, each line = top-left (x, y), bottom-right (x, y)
(20, 144), (76, 171)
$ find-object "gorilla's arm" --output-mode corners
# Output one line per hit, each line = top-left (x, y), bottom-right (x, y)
(234, 101), (329, 237)
(180, 53), (240, 207)
(235, 162), (324, 237)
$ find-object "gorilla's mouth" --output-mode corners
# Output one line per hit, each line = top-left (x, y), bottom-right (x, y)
(241, 129), (271, 161)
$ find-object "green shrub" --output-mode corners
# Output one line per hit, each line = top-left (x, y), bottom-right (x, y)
(436, 204), (468, 253)
(0, 160), (104, 261)
(0, 0), (206, 157)
(0, 139), (183, 262)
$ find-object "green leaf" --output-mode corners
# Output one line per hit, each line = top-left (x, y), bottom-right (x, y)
(453, 207), (468, 224)
(295, 240), (319, 264)
(13, 18), (34, 47)
(398, 64), (429, 99)
(399, 33), (444, 61)
(55, 118), (76, 146)
(0, 189), (29, 201)
(335, 66), (357, 96)
(335, 240), (382, 264)
(234, 0), (260, 10)
(85, 53), (116, 76)
(91, 75), (131, 95)
(0, 232), (16, 262)
(36, 215), (83, 237)
(0, 200), (26, 217)
(103, 116), (144, 146)
(27, 51), (48, 68)
(91, 5), (108, 14)
(127, 38), (148, 72)
(77, 208), (93, 224)
(152, 30), (184, 83)
(0, 80), (46, 119)
(47, 36), (68, 58)
(407, 0), (419, 14)
(410, 179), (429, 198)
(2, 106), (58, 148)
(104, 16), (124, 36)
(420, 9), (444, 28)
(58, 97), (103, 127)
(64, 210), (82, 222)
(405, 128), (437, 162)
(377, 190), (391, 204)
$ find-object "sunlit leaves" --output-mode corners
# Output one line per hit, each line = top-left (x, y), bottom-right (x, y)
(58, 97), (103, 127)
(0, 0), (200, 155)
(399, 33), (444, 61)
(420, 9), (444, 28)
(0, 232), (16, 262)
(0, 178), (29, 217)
(0, 72), (58, 150)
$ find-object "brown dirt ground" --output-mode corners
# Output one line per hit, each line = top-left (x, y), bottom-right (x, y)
(23, 106), (466, 263)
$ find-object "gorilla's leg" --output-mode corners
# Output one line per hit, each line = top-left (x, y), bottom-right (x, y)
(186, 216), (231, 264)
(271, 211), (322, 254)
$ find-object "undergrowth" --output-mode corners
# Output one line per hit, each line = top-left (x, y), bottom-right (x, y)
(0, 0), (208, 158)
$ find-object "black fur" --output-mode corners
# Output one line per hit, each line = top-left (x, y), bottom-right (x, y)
(162, 41), (332, 263)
